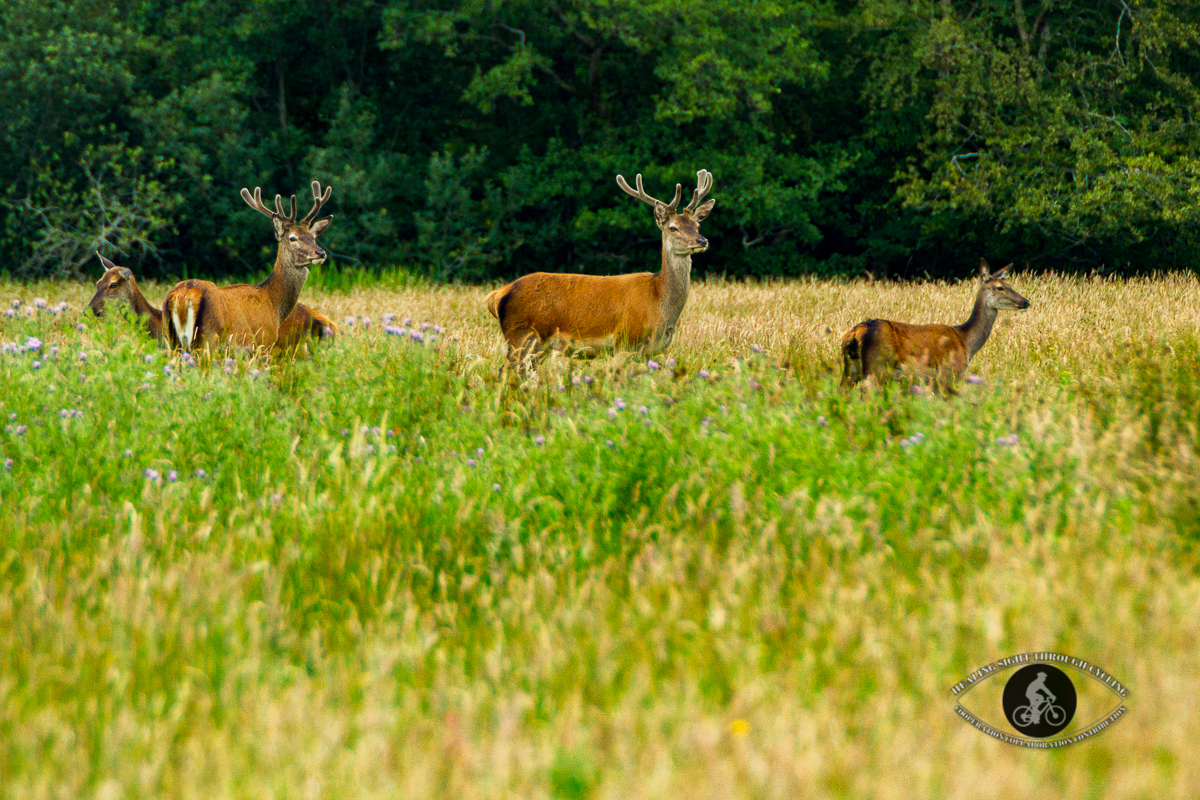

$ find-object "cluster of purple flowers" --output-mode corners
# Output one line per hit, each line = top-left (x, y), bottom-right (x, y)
(898, 431), (926, 447)
(996, 433), (1020, 447)
(59, 408), (83, 419)
(1, 336), (44, 356)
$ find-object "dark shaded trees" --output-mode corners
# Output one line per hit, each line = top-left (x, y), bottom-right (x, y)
(2, 0), (1198, 281)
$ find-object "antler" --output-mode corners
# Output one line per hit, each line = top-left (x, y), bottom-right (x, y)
(240, 186), (297, 224)
(301, 180), (333, 225)
(616, 173), (682, 212)
(684, 169), (713, 214)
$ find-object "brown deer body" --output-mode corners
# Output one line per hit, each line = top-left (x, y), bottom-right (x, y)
(487, 170), (714, 367)
(163, 181), (332, 351)
(88, 253), (335, 351)
(841, 260), (1030, 388)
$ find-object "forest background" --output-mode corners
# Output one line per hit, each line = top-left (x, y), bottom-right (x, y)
(3, 0), (1199, 283)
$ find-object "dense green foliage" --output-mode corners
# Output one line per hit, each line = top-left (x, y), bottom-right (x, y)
(3, 0), (1200, 281)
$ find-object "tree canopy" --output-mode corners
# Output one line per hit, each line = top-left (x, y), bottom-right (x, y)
(2, 0), (1198, 281)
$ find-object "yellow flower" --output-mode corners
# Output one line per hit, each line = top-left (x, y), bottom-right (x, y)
(730, 719), (749, 737)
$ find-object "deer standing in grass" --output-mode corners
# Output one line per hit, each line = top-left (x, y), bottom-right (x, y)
(89, 254), (336, 351)
(840, 259), (1030, 389)
(162, 181), (333, 352)
(486, 169), (714, 370)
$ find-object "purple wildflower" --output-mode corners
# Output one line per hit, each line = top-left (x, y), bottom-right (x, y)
(614, 398), (626, 410)
(76, 323), (85, 331)
(144, 468), (159, 480)
(751, 344), (763, 353)
(605, 439), (614, 448)
(666, 357), (677, 367)
(163, 365), (173, 376)
(31, 361), (41, 370)
(467, 458), (476, 467)
(25, 337), (42, 350)
(34, 298), (47, 309)
(492, 483), (501, 492)
(250, 369), (261, 378)
(344, 316), (355, 327)
(124, 449), (133, 458)
(583, 376), (593, 385)
(638, 405), (649, 415)
(167, 470), (178, 482)
(13, 425), (23, 435)
(966, 374), (984, 384)
(476, 447), (484, 457)
(49, 346), (58, 357)
(3, 458), (11, 471)
(699, 369), (710, 379)
(271, 493), (282, 504)
(78, 351), (87, 361)
(9, 299), (19, 308)
(2, 309), (13, 319)
(910, 384), (924, 395)
(194, 469), (207, 478)
(363, 316), (372, 328)
(534, 435), (545, 446)
(647, 360), (660, 371)
(607, 408), (618, 419)
(816, 415), (828, 427)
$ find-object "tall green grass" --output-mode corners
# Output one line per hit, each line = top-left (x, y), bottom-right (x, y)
(1, 280), (1198, 798)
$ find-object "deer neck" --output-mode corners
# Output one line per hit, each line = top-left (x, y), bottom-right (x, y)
(655, 239), (692, 327)
(129, 281), (159, 322)
(260, 248), (308, 323)
(956, 290), (998, 359)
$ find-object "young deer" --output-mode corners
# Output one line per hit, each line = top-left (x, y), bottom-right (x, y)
(89, 253), (336, 351)
(486, 169), (714, 369)
(163, 181), (333, 351)
(841, 259), (1030, 388)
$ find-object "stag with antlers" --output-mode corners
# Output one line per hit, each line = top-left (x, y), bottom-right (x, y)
(486, 169), (714, 371)
(162, 181), (333, 352)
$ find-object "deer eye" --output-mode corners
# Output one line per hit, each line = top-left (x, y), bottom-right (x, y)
(669, 225), (678, 232)
(289, 235), (298, 242)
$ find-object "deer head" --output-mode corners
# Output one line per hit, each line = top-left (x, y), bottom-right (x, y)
(240, 180), (333, 270)
(87, 253), (138, 316)
(979, 259), (1031, 310)
(617, 169), (714, 256)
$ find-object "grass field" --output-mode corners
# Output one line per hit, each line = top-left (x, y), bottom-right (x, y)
(2, 272), (1199, 798)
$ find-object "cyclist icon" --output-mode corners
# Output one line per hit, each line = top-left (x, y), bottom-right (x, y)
(1013, 672), (1066, 728)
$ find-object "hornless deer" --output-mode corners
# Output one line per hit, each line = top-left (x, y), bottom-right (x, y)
(87, 253), (165, 342)
(88, 253), (336, 351)
(840, 259), (1030, 389)
(486, 169), (714, 369)
(162, 181), (333, 351)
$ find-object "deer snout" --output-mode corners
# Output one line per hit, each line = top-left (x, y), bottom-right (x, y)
(695, 237), (709, 251)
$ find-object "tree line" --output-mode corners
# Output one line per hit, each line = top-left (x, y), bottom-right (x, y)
(2, 0), (1198, 283)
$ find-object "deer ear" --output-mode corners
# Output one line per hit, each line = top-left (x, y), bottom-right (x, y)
(272, 216), (287, 241)
(691, 199), (715, 222)
(979, 258), (991, 279)
(992, 262), (1013, 279)
(654, 203), (674, 228)
(309, 216), (333, 237)
(118, 268), (133, 281)
(97, 252), (117, 271)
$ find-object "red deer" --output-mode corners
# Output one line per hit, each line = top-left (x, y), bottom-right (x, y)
(486, 169), (714, 370)
(841, 259), (1030, 389)
(162, 181), (332, 351)
(87, 253), (336, 351)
